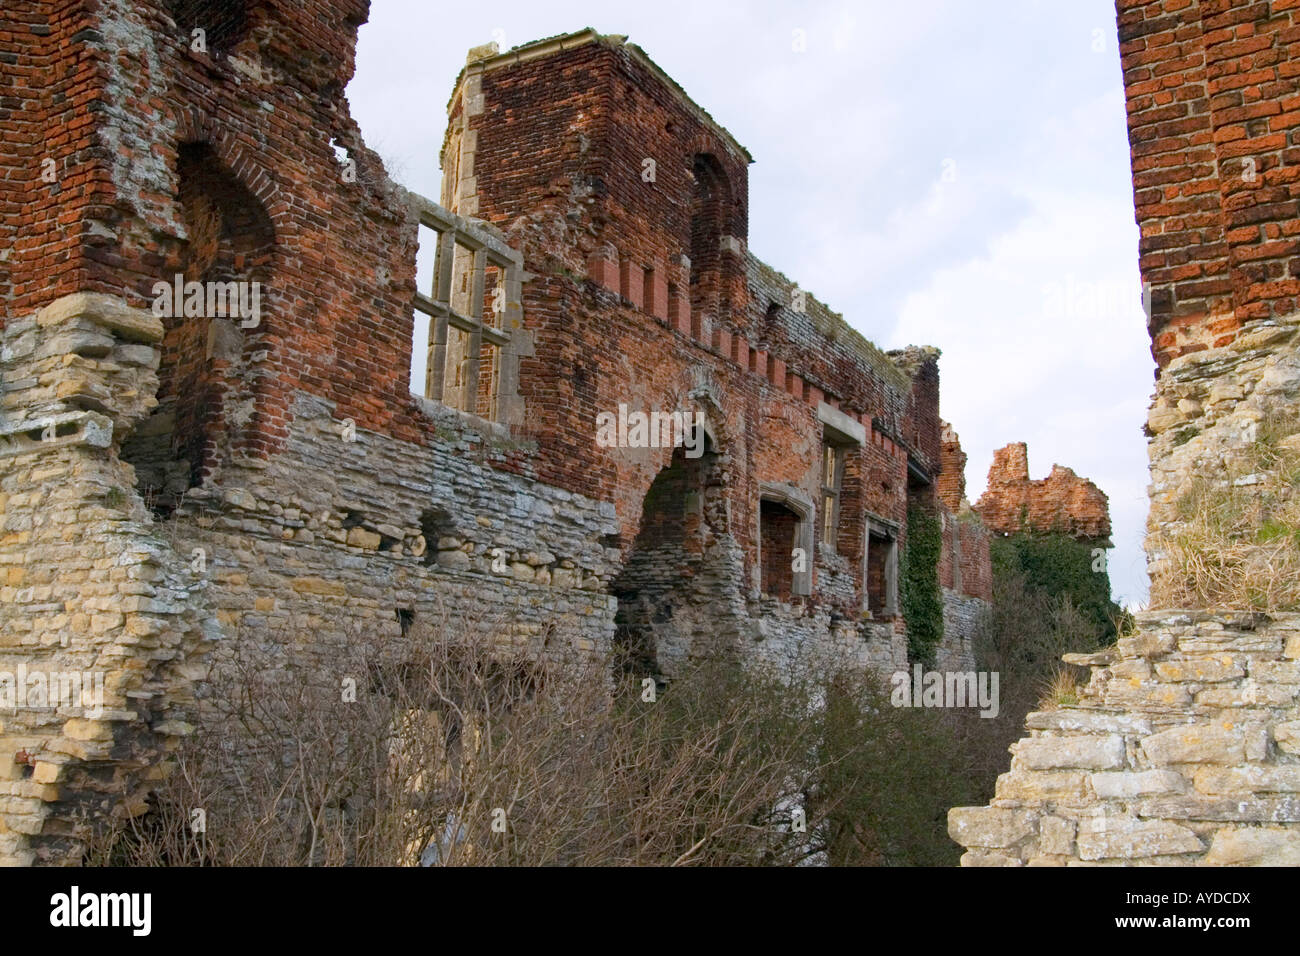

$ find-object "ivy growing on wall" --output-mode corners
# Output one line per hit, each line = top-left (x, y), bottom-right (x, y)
(902, 501), (944, 666)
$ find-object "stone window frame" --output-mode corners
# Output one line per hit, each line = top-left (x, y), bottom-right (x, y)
(820, 439), (846, 553)
(411, 195), (524, 425)
(864, 514), (900, 619)
(816, 402), (865, 555)
(757, 482), (814, 599)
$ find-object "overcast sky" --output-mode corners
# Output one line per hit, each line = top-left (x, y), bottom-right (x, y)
(347, 0), (1154, 608)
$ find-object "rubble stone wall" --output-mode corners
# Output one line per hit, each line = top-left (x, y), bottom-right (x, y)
(951, 611), (1300, 866)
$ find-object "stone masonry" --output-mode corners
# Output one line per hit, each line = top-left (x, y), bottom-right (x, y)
(0, 8), (1001, 864)
(951, 610), (1300, 866)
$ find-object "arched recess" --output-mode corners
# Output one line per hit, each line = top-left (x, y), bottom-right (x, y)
(610, 428), (737, 678)
(121, 141), (276, 515)
(688, 153), (732, 327)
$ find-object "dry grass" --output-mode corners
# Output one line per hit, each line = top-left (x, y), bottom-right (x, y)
(1037, 668), (1083, 711)
(1150, 416), (1300, 611)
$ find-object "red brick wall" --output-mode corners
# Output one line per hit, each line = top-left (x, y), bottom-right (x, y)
(456, 34), (941, 607)
(1, 0), (454, 458)
(958, 518), (994, 602)
(938, 420), (968, 512)
(1119, 0), (1300, 367)
(975, 442), (1113, 541)
(0, 1), (104, 325)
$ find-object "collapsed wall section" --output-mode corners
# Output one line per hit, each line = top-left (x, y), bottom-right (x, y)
(976, 443), (1112, 544)
(0, 295), (211, 867)
(951, 611), (1300, 866)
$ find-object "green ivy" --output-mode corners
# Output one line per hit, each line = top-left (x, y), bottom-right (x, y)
(990, 532), (1125, 643)
(902, 502), (944, 666)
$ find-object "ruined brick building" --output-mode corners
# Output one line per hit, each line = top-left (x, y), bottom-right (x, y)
(0, 6), (1001, 864)
(975, 443), (1112, 547)
(950, 0), (1300, 867)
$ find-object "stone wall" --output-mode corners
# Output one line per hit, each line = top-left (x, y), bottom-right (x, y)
(950, 610), (1300, 865)
(0, 291), (622, 865)
(1144, 312), (1300, 594)
(1, 9), (998, 864)
(0, 294), (212, 867)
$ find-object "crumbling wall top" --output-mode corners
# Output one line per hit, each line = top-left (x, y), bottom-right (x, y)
(975, 442), (1111, 542)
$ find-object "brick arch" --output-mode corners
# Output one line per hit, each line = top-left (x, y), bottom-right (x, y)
(683, 134), (746, 234)
(172, 109), (293, 238)
(627, 365), (736, 484)
(165, 106), (298, 461)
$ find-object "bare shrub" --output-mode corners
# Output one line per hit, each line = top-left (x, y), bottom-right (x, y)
(84, 608), (978, 866)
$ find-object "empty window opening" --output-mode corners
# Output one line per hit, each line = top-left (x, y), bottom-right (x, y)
(411, 202), (521, 424)
(820, 440), (845, 551)
(866, 525), (898, 617)
(409, 222), (439, 396)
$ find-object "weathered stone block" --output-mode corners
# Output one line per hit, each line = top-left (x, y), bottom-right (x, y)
(1194, 766), (1300, 794)
(947, 807), (1037, 848)
(1204, 826), (1300, 865)
(1025, 710), (1152, 735)
(1015, 735), (1125, 771)
(1154, 657), (1244, 683)
(62, 719), (113, 742)
(345, 527), (382, 550)
(1274, 720), (1300, 755)
(1090, 769), (1187, 798)
(1140, 723), (1248, 766)
(994, 770), (1088, 803)
(1039, 815), (1076, 856)
(1076, 817), (1203, 861)
(1134, 794), (1300, 823)
(1251, 660), (1300, 683)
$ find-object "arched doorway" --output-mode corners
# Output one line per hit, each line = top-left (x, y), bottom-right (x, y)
(610, 431), (742, 677)
(122, 142), (275, 515)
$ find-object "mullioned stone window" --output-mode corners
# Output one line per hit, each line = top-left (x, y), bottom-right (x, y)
(411, 197), (524, 425)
